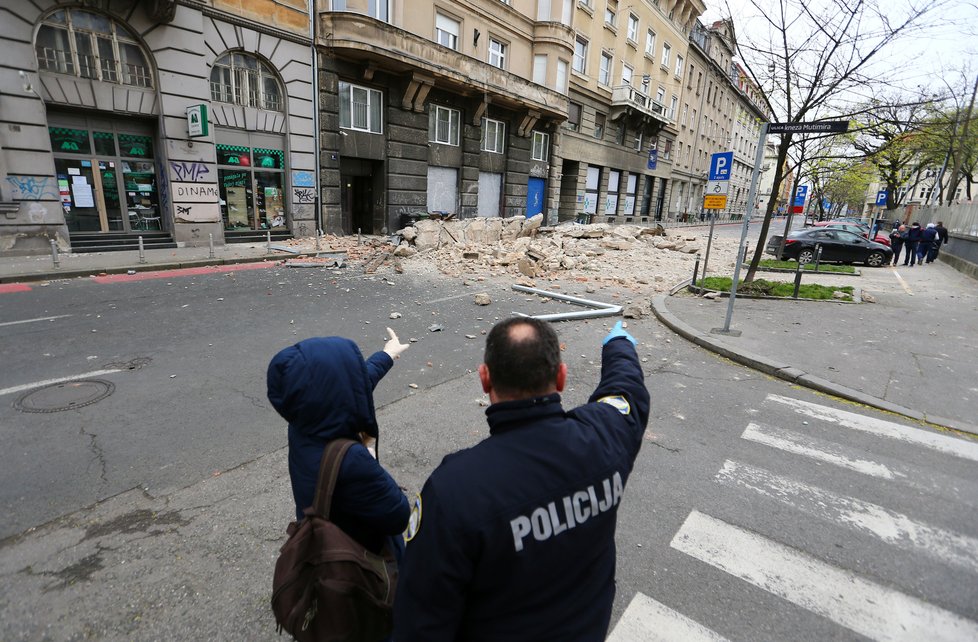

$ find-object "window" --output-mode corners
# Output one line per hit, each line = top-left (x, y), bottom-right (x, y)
(368, 0), (390, 21)
(567, 102), (582, 131)
(605, 169), (620, 214)
(669, 96), (678, 119)
(573, 36), (588, 73)
(35, 9), (153, 88)
(435, 13), (460, 50)
(429, 105), (460, 145)
(661, 43), (671, 67)
(681, 103), (688, 127)
(488, 38), (507, 69)
(655, 86), (665, 105)
(482, 117), (505, 153)
(556, 59), (569, 94)
(661, 138), (672, 160)
(584, 165), (600, 216)
(675, 55), (684, 77)
(605, 6), (617, 27)
(594, 112), (606, 139)
(533, 54), (547, 84)
(339, 81), (382, 133)
(531, 131), (550, 161)
(599, 51), (612, 85)
(645, 30), (656, 57)
(634, 131), (643, 151)
(537, 0), (551, 20)
(615, 122), (626, 145)
(622, 63), (633, 86)
(627, 14), (639, 42)
(625, 173), (637, 214)
(211, 52), (283, 111)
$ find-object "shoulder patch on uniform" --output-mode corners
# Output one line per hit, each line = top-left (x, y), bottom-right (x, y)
(404, 493), (422, 542)
(597, 395), (631, 415)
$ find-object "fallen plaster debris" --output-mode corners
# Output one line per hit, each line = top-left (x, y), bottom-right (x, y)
(511, 284), (622, 322)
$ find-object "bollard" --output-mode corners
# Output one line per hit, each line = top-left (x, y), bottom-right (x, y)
(208, 233), (215, 259)
(50, 239), (60, 268)
(793, 259), (803, 298)
(357, 228), (362, 245)
(692, 254), (701, 289)
(743, 243), (750, 265)
(266, 230), (272, 252)
(315, 229), (322, 251)
(814, 243), (822, 272)
(138, 235), (146, 264)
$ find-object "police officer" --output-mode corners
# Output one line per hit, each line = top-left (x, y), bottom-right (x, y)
(393, 317), (650, 641)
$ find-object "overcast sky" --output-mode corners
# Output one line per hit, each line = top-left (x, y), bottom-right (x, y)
(700, 0), (976, 101)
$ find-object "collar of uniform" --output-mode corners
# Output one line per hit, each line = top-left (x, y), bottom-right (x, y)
(486, 393), (564, 434)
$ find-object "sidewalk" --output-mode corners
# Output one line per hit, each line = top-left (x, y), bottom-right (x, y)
(652, 259), (978, 436)
(0, 242), (304, 284)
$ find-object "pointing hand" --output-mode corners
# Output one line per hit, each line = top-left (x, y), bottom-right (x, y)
(603, 320), (637, 346)
(384, 327), (410, 359)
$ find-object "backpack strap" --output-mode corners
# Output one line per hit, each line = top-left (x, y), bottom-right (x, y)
(311, 439), (356, 520)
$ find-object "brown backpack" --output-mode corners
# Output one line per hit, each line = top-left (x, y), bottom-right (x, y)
(271, 439), (398, 641)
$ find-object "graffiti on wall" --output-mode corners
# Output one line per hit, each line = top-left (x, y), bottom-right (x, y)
(169, 161), (210, 182)
(174, 202), (221, 223)
(293, 187), (315, 203)
(291, 170), (315, 187)
(6, 176), (59, 200)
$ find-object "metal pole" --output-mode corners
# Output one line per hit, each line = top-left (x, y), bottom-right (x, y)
(309, 0), (323, 235)
(692, 254), (701, 288)
(814, 243), (822, 272)
(792, 259), (803, 298)
(208, 232), (215, 259)
(715, 123), (768, 336)
(701, 212), (718, 281)
(266, 229), (272, 252)
(358, 228), (362, 245)
(138, 235), (146, 264)
(49, 239), (60, 268)
(315, 227), (322, 251)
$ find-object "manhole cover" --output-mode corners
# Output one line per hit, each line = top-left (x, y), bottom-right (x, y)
(13, 379), (115, 413)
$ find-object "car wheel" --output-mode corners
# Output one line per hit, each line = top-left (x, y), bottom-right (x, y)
(865, 251), (885, 267)
(797, 248), (815, 264)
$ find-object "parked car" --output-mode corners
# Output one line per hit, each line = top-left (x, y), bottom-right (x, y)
(767, 228), (893, 267)
(813, 221), (891, 246)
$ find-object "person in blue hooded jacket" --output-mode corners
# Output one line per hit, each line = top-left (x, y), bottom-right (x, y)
(267, 328), (411, 561)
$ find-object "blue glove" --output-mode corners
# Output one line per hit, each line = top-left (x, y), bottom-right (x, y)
(603, 320), (636, 346)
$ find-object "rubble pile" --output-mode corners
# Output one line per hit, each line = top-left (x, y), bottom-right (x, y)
(391, 214), (742, 290)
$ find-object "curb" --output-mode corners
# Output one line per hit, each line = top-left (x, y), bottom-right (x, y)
(650, 293), (978, 437)
(0, 253), (314, 284)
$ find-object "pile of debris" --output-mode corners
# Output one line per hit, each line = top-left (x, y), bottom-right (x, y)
(389, 215), (737, 290)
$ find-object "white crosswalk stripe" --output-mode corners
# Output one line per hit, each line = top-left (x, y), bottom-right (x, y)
(606, 593), (730, 642)
(715, 459), (978, 573)
(671, 510), (978, 642)
(766, 394), (978, 462)
(615, 395), (978, 641)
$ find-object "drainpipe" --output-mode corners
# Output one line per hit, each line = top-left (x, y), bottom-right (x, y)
(309, 0), (323, 234)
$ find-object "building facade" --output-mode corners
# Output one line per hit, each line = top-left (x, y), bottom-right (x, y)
(0, 0), (317, 255)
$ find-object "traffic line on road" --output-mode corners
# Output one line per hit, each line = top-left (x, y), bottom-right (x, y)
(0, 283), (32, 294)
(891, 268), (914, 294)
(766, 394), (978, 463)
(0, 314), (73, 328)
(0, 369), (123, 398)
(606, 592), (729, 642)
(671, 510), (978, 642)
(742, 422), (901, 480)
(715, 460), (978, 573)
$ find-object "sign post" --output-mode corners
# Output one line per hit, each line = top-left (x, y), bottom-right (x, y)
(700, 151), (734, 281)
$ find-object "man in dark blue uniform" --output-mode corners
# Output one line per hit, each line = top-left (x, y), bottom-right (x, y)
(393, 317), (650, 641)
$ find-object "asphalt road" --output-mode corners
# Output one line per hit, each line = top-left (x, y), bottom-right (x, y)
(1, 262), (975, 640)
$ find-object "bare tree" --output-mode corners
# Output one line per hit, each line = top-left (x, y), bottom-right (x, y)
(726, 0), (949, 282)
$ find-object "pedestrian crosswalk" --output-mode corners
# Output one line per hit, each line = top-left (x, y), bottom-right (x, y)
(608, 394), (978, 641)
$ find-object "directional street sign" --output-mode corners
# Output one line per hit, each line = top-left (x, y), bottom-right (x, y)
(708, 152), (734, 181)
(768, 121), (850, 134)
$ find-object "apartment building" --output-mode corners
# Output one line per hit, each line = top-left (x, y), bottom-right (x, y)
(672, 19), (766, 221)
(0, 0), (317, 255)
(557, 0), (706, 223)
(319, 0), (572, 233)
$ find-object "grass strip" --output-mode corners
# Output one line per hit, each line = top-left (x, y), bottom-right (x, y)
(756, 259), (855, 274)
(697, 276), (855, 301)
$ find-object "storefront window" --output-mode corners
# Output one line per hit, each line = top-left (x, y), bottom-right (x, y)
(93, 131), (116, 156)
(216, 142), (286, 230)
(118, 133), (153, 158)
(49, 127), (92, 154)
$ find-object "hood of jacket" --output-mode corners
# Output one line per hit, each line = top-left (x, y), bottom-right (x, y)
(267, 337), (379, 440)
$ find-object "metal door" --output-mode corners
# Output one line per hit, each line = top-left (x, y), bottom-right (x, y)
(526, 177), (545, 217)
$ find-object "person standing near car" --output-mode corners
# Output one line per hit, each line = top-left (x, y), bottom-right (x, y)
(904, 222), (922, 266)
(889, 225), (906, 266)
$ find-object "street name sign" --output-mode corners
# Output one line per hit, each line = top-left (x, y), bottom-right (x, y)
(768, 121), (850, 134)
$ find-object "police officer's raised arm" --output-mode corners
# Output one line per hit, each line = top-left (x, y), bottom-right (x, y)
(587, 321), (650, 435)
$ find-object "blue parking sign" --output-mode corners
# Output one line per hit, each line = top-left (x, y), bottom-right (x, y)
(708, 152), (733, 181)
(793, 185), (808, 207)
(875, 190), (887, 206)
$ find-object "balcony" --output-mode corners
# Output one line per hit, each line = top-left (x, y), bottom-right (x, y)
(321, 12), (568, 120)
(610, 85), (670, 126)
